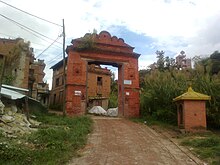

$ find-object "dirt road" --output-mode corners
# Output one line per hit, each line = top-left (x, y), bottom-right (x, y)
(68, 116), (204, 165)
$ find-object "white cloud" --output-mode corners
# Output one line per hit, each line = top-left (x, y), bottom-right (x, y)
(1, 0), (220, 88)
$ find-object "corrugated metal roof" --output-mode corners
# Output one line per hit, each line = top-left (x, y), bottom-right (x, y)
(173, 87), (211, 101)
(2, 84), (29, 92)
(0, 87), (25, 100)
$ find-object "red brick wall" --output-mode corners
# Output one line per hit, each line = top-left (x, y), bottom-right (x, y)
(65, 85), (86, 116)
(65, 31), (140, 117)
(123, 58), (140, 117)
(65, 51), (87, 115)
(87, 71), (111, 98)
(67, 52), (140, 118)
(183, 100), (207, 131)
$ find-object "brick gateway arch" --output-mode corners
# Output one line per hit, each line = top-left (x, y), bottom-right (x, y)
(65, 31), (140, 117)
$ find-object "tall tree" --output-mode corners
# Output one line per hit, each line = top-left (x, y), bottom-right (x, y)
(156, 50), (165, 71)
(210, 51), (220, 75)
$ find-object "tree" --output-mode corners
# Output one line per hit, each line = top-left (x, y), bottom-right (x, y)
(210, 51), (220, 75)
(165, 56), (176, 70)
(156, 50), (165, 71)
(193, 56), (210, 75)
(108, 71), (118, 108)
(140, 51), (220, 127)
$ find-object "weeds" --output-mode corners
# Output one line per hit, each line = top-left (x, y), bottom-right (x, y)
(0, 113), (93, 165)
(181, 134), (220, 164)
(130, 116), (175, 128)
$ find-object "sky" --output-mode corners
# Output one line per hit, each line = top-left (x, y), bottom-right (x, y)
(0, 0), (220, 88)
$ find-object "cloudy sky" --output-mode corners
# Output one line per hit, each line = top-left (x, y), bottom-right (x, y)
(0, 0), (220, 87)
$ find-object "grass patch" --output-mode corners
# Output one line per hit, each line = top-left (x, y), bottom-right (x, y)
(0, 113), (93, 165)
(130, 115), (175, 128)
(181, 133), (220, 164)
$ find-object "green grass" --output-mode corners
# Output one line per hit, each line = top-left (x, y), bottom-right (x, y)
(0, 113), (93, 165)
(130, 115), (175, 128)
(181, 133), (220, 164)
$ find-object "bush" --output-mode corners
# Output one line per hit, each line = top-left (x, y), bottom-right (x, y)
(140, 67), (220, 128)
(108, 93), (118, 108)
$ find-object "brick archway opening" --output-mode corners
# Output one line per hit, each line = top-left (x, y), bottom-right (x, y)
(65, 31), (140, 117)
(86, 60), (123, 116)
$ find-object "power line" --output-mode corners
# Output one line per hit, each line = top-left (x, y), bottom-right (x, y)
(0, 32), (16, 38)
(36, 36), (61, 58)
(46, 53), (63, 66)
(0, 30), (62, 50)
(0, 13), (62, 45)
(0, 0), (62, 27)
(14, 20), (61, 46)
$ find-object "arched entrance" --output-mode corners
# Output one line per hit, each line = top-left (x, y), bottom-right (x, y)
(65, 31), (140, 117)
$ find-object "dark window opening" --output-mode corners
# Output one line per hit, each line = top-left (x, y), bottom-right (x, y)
(62, 76), (64, 85)
(55, 78), (59, 87)
(97, 76), (102, 86)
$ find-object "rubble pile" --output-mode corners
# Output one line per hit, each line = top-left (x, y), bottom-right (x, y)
(106, 107), (118, 117)
(88, 106), (107, 115)
(88, 106), (118, 117)
(0, 101), (41, 138)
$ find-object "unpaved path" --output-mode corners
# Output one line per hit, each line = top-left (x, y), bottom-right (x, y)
(68, 116), (204, 165)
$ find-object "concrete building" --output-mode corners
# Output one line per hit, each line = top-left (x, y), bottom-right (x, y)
(176, 53), (192, 69)
(50, 60), (111, 110)
(0, 38), (34, 89)
(29, 59), (49, 106)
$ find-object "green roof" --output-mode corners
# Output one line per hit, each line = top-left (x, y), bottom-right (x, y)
(173, 87), (211, 101)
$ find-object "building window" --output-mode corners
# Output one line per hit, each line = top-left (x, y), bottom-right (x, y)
(55, 78), (59, 87)
(97, 76), (102, 86)
(62, 76), (64, 85)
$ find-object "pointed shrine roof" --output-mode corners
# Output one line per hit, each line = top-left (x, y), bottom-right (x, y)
(173, 87), (211, 101)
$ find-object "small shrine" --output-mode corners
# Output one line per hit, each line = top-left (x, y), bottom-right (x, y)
(173, 87), (211, 132)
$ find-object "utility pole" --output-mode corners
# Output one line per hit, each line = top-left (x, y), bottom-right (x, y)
(62, 19), (66, 116)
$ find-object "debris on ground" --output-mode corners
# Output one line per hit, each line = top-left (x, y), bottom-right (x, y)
(106, 107), (118, 117)
(88, 106), (107, 115)
(88, 106), (118, 117)
(0, 102), (41, 138)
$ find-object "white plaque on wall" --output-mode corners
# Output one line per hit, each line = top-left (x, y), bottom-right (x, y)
(124, 80), (132, 85)
(74, 91), (81, 96)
